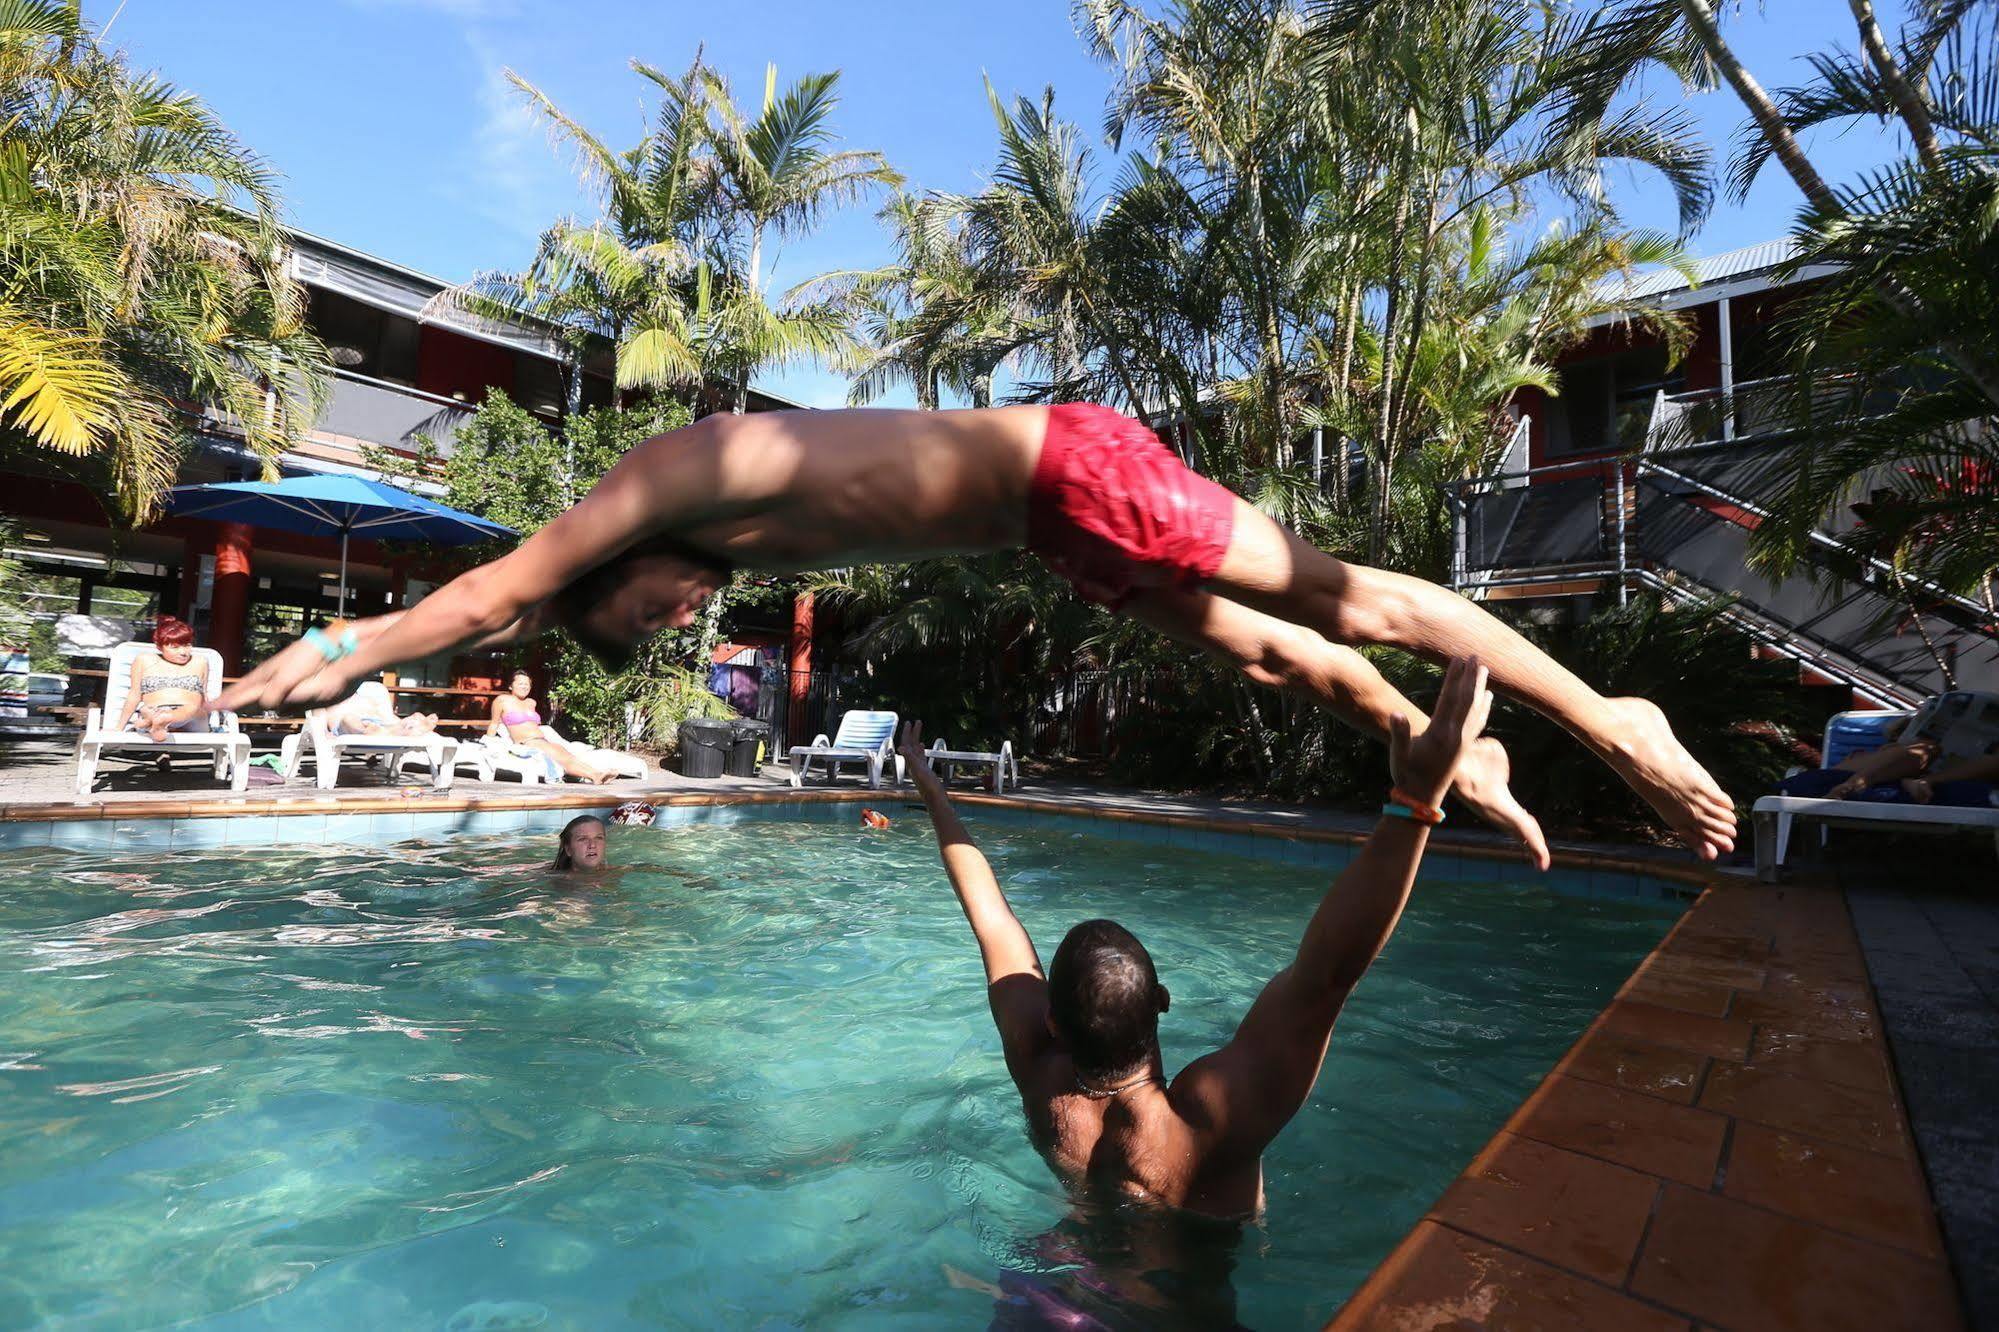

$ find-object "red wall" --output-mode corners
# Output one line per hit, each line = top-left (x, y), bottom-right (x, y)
(417, 327), (513, 404)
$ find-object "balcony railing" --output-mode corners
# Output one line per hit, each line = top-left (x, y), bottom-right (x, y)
(311, 369), (475, 453)
(1642, 372), (1901, 453)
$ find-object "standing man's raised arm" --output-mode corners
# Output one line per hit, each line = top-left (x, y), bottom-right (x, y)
(1175, 656), (1494, 1157)
(897, 723), (1049, 1072)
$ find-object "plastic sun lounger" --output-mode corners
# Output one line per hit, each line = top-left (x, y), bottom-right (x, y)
(788, 709), (900, 789)
(278, 682), (459, 791)
(394, 739), (517, 786)
(75, 642), (250, 794)
(922, 737), (1020, 793)
(1751, 708), (1999, 880)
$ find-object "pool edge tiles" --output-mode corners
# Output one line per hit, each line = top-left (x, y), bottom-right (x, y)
(1326, 873), (1967, 1332)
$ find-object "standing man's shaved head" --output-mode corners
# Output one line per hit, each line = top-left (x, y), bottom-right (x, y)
(1048, 921), (1169, 1084)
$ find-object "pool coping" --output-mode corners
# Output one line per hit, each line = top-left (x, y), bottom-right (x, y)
(0, 787), (1957, 1328)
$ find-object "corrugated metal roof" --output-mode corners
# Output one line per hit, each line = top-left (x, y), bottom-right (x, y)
(1597, 237), (1803, 300)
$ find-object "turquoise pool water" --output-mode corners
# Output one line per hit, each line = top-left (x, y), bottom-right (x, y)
(0, 814), (1676, 1329)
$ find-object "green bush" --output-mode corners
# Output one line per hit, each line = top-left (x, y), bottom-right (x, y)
(1491, 594), (1817, 839)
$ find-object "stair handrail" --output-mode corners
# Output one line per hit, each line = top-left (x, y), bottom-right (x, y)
(1637, 456), (1995, 624)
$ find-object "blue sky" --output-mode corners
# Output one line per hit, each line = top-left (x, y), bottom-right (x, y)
(107, 0), (1917, 409)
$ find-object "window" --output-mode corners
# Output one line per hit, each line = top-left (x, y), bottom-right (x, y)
(514, 352), (567, 419)
(1549, 344), (1684, 456)
(306, 287), (420, 386)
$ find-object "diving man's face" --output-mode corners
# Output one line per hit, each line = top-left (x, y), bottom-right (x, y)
(585, 555), (726, 646)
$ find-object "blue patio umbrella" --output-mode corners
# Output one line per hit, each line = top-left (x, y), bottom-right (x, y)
(167, 473), (514, 607)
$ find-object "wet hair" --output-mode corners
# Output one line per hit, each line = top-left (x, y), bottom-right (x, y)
(153, 615), (194, 649)
(509, 667), (533, 685)
(551, 815), (606, 871)
(1048, 920), (1166, 1082)
(552, 536), (734, 673)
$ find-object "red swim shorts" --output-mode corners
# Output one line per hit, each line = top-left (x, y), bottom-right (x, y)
(1026, 403), (1238, 609)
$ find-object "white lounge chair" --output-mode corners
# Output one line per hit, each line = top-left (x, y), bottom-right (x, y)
(393, 735), (540, 786)
(788, 709), (900, 789)
(1752, 708), (1999, 879)
(75, 642), (251, 794)
(278, 682), (460, 791)
(921, 736), (1020, 793)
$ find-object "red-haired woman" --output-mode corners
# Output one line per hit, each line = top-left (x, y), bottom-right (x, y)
(113, 616), (210, 742)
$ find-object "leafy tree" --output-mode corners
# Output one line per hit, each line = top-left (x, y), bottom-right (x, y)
(701, 63), (902, 411)
(0, 0), (329, 520)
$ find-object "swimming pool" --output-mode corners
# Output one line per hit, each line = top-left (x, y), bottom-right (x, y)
(0, 812), (1677, 1328)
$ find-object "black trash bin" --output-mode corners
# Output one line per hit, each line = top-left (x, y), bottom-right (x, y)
(726, 720), (770, 778)
(677, 718), (732, 778)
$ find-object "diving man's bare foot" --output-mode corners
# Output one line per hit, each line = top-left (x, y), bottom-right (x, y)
(1450, 734), (1551, 871)
(1597, 697), (1737, 860)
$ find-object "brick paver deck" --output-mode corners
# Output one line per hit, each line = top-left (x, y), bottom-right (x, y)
(1328, 876), (1964, 1331)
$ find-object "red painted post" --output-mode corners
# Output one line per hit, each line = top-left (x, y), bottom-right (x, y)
(788, 590), (814, 745)
(209, 522), (254, 674)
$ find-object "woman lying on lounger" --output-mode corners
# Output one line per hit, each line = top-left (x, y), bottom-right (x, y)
(326, 681), (439, 737)
(114, 616), (209, 742)
(214, 403), (1739, 863)
(489, 669), (614, 784)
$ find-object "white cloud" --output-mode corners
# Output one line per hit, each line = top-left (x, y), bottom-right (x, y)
(457, 34), (564, 249)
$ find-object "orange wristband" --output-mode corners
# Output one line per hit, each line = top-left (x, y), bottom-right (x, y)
(1387, 788), (1445, 825)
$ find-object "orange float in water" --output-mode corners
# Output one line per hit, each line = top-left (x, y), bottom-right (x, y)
(860, 809), (891, 830)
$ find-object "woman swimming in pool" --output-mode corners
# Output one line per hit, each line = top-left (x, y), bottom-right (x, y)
(550, 815), (608, 871)
(488, 669), (614, 784)
(114, 616), (209, 742)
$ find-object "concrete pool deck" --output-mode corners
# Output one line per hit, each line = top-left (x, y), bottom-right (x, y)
(0, 753), (1982, 1329)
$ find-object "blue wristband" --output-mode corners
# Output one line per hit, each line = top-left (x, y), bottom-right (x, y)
(303, 627), (360, 662)
(1382, 802), (1419, 822)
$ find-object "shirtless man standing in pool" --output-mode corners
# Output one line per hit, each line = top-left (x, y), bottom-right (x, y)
(214, 403), (1736, 862)
(898, 656), (1491, 1218)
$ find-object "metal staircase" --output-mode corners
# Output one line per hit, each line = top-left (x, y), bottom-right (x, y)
(1446, 383), (1999, 707)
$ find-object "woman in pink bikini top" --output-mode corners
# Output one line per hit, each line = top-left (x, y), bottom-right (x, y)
(487, 668), (615, 784)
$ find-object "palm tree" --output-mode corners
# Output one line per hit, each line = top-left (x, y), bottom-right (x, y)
(445, 56), (894, 413)
(1729, 4), (1999, 618)
(438, 57), (714, 397)
(1561, 1), (1999, 619)
(702, 65), (901, 411)
(828, 192), (1023, 409)
(1583, 0), (1999, 406)
(1294, 0), (1711, 556)
(0, 0), (329, 520)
